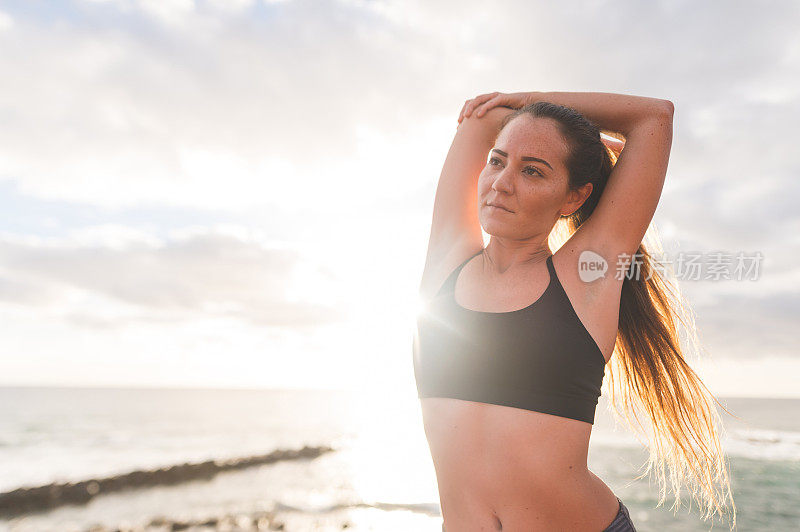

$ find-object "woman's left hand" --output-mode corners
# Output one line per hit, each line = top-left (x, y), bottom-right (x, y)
(457, 91), (536, 123)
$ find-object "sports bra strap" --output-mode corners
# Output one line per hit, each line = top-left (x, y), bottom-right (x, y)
(545, 254), (556, 277)
(436, 249), (483, 297)
(438, 250), (556, 298)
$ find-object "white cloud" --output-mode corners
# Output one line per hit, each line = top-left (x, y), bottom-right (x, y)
(1, 0), (799, 388)
(0, 226), (344, 328)
(205, 0), (257, 12)
(0, 0), (469, 213)
(0, 9), (12, 31)
(137, 0), (195, 26)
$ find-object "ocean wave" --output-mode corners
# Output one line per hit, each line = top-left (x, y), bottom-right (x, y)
(273, 499), (441, 516)
(591, 426), (800, 461)
(13, 500), (443, 532)
(724, 427), (800, 461)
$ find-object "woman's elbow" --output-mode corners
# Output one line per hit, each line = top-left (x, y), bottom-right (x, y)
(661, 100), (675, 118)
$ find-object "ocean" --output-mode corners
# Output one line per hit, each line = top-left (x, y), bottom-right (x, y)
(0, 387), (798, 531)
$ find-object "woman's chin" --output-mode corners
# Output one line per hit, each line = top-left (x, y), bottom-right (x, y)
(479, 219), (517, 239)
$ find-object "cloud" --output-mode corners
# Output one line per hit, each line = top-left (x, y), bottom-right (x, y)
(691, 290), (800, 360)
(0, 0), (467, 213)
(1, 0), (796, 232)
(137, 0), (195, 26)
(0, 9), (12, 31)
(0, 226), (345, 329)
(1, 0), (799, 388)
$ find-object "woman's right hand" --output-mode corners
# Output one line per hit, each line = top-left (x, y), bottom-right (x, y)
(457, 92), (537, 123)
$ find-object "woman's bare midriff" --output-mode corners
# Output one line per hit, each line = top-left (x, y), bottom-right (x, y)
(421, 397), (621, 531)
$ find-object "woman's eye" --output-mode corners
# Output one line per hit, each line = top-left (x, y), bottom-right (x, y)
(487, 158), (540, 176)
(524, 166), (541, 176)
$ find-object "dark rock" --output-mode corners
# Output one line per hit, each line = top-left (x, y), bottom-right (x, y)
(0, 445), (335, 518)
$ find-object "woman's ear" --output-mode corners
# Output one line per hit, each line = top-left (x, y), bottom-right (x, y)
(561, 182), (593, 217)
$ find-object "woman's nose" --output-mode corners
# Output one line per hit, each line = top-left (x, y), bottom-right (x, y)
(491, 169), (514, 194)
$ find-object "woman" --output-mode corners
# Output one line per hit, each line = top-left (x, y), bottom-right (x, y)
(412, 91), (736, 531)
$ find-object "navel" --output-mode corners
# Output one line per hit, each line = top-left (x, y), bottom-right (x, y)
(493, 512), (502, 530)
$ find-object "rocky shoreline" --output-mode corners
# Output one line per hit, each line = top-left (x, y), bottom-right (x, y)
(81, 510), (295, 531)
(0, 445), (335, 518)
(77, 508), (349, 531)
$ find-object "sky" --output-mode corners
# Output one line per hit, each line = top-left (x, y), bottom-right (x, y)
(0, 0), (798, 396)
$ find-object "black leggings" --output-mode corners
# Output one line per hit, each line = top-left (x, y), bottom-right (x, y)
(441, 497), (637, 531)
(603, 497), (637, 531)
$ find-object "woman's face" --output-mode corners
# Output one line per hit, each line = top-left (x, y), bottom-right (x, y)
(477, 115), (583, 240)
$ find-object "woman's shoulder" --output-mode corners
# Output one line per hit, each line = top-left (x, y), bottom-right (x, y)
(417, 237), (484, 302)
(552, 228), (630, 291)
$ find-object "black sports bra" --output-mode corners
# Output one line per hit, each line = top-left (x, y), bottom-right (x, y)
(412, 249), (607, 424)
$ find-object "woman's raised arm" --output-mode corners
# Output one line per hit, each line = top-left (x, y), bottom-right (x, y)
(469, 90), (674, 265)
(417, 103), (514, 300)
(469, 90), (671, 137)
(530, 92), (674, 262)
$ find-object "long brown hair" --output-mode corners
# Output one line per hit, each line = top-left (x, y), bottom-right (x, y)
(500, 102), (737, 529)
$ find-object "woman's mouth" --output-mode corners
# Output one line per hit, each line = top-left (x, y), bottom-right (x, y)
(486, 202), (513, 213)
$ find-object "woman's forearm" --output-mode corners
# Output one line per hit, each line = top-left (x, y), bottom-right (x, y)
(528, 91), (673, 136)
